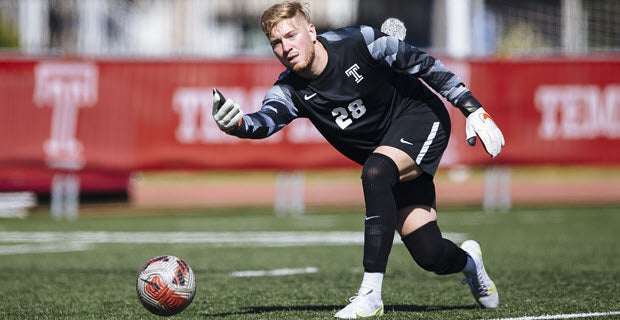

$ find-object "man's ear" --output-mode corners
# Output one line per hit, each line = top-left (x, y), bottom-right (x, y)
(308, 23), (317, 42)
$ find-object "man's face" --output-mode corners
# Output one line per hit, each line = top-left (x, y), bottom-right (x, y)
(268, 14), (316, 74)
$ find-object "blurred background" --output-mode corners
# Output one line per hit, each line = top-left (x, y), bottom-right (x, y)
(0, 0), (619, 218)
(1, 0), (619, 57)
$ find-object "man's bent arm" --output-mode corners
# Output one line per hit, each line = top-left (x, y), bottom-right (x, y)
(359, 25), (479, 115)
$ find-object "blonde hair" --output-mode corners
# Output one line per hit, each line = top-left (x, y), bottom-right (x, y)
(260, 1), (310, 37)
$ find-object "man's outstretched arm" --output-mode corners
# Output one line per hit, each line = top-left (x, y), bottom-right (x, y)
(212, 85), (299, 139)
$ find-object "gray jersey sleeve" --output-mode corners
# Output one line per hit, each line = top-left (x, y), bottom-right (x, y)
(231, 85), (299, 139)
(359, 25), (471, 106)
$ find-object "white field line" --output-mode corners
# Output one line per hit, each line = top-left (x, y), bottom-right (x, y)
(230, 267), (319, 277)
(0, 231), (467, 255)
(483, 311), (620, 320)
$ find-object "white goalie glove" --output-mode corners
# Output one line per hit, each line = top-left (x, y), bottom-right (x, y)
(465, 108), (505, 158)
(212, 88), (244, 133)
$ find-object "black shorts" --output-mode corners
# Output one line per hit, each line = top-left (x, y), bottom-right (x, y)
(381, 96), (451, 209)
(381, 96), (451, 177)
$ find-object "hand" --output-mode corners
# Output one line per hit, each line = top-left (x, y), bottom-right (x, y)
(465, 108), (505, 158)
(212, 88), (244, 132)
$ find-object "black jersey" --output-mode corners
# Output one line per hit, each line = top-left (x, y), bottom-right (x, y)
(230, 25), (471, 164)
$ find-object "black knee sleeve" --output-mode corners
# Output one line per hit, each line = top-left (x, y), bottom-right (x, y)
(401, 221), (467, 275)
(361, 153), (400, 273)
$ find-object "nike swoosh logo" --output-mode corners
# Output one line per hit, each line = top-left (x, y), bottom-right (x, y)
(140, 278), (161, 290)
(365, 215), (380, 221)
(400, 138), (414, 146)
(304, 93), (317, 100)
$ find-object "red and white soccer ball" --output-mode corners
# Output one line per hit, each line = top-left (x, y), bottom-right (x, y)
(136, 255), (197, 316)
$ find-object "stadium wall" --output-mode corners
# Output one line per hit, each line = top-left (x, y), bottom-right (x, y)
(0, 56), (619, 193)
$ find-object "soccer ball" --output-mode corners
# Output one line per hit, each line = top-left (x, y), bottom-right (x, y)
(136, 255), (196, 316)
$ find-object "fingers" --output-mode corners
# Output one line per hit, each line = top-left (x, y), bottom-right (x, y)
(465, 108), (505, 157)
(212, 88), (226, 114)
(226, 109), (244, 129)
(478, 127), (503, 158)
(499, 129), (506, 147)
(215, 100), (242, 128)
(214, 99), (233, 120)
(465, 119), (477, 146)
(466, 136), (477, 146)
(212, 88), (244, 132)
(212, 95), (220, 114)
(482, 134), (500, 158)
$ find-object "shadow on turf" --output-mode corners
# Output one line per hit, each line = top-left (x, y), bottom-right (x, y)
(202, 304), (477, 317)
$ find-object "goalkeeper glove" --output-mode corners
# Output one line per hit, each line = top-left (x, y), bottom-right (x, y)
(465, 108), (505, 158)
(212, 88), (244, 133)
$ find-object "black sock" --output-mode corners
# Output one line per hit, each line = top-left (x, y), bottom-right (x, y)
(361, 153), (400, 273)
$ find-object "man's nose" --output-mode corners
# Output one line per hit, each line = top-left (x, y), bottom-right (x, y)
(282, 39), (293, 52)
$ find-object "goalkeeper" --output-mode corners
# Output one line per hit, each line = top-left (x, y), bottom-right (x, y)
(212, 1), (504, 318)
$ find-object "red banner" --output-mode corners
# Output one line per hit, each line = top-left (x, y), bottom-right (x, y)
(467, 59), (620, 165)
(0, 56), (618, 192)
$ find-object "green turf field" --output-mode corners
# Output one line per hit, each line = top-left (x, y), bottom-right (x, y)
(1, 205), (619, 320)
